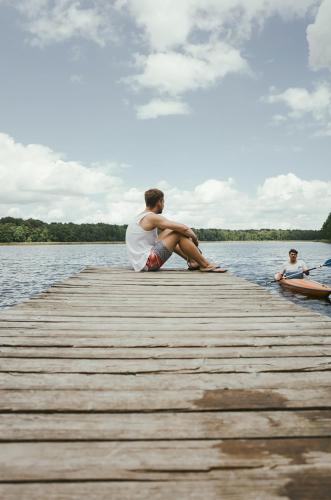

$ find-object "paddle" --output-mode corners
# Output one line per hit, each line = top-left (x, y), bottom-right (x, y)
(269, 258), (331, 284)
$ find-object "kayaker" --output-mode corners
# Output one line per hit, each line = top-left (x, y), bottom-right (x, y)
(126, 188), (227, 273)
(274, 249), (309, 281)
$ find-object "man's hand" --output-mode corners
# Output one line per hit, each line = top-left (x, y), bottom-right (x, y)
(186, 228), (199, 246)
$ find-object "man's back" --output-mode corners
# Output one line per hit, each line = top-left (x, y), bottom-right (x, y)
(126, 211), (158, 271)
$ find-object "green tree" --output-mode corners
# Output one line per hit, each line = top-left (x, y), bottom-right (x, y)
(321, 212), (331, 241)
(0, 223), (16, 242)
(13, 226), (28, 242)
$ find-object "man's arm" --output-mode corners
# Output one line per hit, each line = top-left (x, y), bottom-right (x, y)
(275, 264), (286, 281)
(142, 213), (199, 245)
(302, 261), (310, 275)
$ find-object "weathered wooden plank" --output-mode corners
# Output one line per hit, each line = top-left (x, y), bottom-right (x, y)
(2, 312), (325, 322)
(29, 292), (289, 299)
(34, 299), (286, 308)
(0, 311), (318, 318)
(15, 302), (312, 311)
(12, 301), (318, 309)
(2, 327), (330, 339)
(21, 307), (297, 315)
(2, 345), (331, 358)
(1, 471), (330, 500)
(0, 479), (289, 500)
(1, 356), (331, 373)
(52, 283), (264, 288)
(50, 278), (260, 284)
(70, 284), (268, 288)
(1, 371), (331, 390)
(1, 439), (330, 481)
(27, 293), (314, 301)
(27, 294), (289, 301)
(1, 321), (330, 332)
(0, 336), (331, 348)
(2, 387), (330, 411)
(38, 290), (275, 296)
(0, 330), (329, 344)
(1, 410), (330, 440)
(23, 302), (290, 309)
(49, 285), (263, 290)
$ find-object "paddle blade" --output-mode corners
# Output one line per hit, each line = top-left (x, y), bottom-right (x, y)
(323, 258), (331, 267)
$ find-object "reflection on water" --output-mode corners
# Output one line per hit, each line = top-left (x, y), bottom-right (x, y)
(0, 241), (330, 316)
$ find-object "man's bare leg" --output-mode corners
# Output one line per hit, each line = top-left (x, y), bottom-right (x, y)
(158, 230), (199, 268)
(158, 230), (226, 271)
(174, 243), (200, 269)
(173, 244), (187, 260)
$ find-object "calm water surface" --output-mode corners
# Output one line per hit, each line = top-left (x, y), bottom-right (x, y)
(0, 241), (330, 316)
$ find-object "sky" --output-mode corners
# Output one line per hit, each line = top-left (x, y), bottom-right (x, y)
(0, 0), (330, 229)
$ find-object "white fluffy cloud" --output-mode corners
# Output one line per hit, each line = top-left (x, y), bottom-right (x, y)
(266, 83), (331, 120)
(0, 133), (329, 229)
(0, 132), (126, 222)
(122, 0), (319, 51)
(130, 42), (249, 96)
(265, 83), (331, 135)
(136, 99), (191, 120)
(307, 0), (331, 71)
(163, 175), (331, 229)
(7, 0), (113, 47)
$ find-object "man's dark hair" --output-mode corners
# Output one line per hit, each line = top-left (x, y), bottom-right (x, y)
(289, 248), (298, 254)
(145, 188), (164, 208)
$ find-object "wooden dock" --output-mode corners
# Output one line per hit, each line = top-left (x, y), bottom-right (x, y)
(0, 268), (331, 499)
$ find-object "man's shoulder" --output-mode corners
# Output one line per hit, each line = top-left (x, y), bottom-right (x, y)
(143, 212), (165, 222)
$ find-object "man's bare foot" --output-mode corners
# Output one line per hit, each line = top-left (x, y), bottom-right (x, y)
(199, 265), (227, 273)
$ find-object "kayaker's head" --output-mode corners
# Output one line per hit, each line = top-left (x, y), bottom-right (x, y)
(145, 188), (164, 214)
(289, 248), (298, 263)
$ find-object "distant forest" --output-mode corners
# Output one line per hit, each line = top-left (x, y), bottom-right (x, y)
(0, 213), (330, 243)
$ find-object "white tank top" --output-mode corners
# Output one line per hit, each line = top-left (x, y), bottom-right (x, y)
(125, 211), (158, 271)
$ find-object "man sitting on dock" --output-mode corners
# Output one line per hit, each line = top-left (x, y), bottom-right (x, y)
(275, 248), (309, 280)
(126, 188), (227, 273)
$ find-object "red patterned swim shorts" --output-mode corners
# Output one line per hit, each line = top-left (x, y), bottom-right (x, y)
(144, 241), (172, 271)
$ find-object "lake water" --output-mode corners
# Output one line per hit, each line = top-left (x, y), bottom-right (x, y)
(0, 241), (330, 316)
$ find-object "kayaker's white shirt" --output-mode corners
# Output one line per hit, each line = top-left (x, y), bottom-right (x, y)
(126, 211), (158, 272)
(281, 259), (307, 278)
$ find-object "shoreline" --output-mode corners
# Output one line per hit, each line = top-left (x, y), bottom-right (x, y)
(0, 241), (125, 246)
(0, 240), (327, 247)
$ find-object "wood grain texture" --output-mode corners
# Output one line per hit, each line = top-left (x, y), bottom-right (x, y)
(1, 471), (331, 500)
(1, 438), (331, 481)
(1, 387), (330, 411)
(1, 410), (331, 440)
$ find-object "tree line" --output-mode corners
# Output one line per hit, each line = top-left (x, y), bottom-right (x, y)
(0, 214), (330, 243)
(0, 218), (127, 243)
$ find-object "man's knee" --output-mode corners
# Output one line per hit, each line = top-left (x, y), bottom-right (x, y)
(171, 231), (189, 241)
